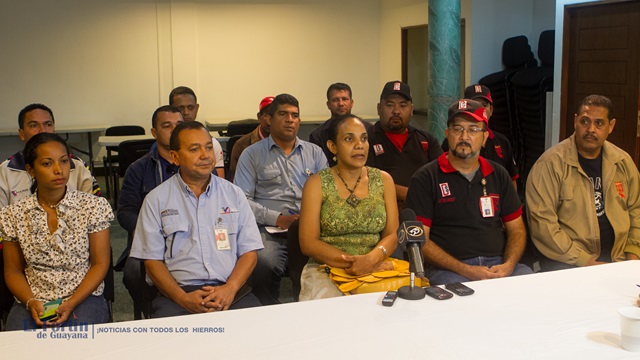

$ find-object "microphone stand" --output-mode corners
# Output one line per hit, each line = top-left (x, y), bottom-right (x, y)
(398, 270), (426, 300)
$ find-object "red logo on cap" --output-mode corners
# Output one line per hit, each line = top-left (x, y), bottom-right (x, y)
(459, 100), (468, 109)
(394, 82), (401, 91)
(475, 85), (482, 93)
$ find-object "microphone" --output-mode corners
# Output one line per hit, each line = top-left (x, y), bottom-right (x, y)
(397, 208), (426, 278)
(396, 208), (426, 300)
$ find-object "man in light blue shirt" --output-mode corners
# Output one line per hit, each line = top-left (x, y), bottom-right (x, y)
(131, 121), (263, 317)
(234, 93), (328, 305)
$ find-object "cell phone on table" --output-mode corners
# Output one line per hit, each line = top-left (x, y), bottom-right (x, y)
(382, 291), (398, 307)
(445, 282), (475, 296)
(424, 286), (453, 300)
(39, 298), (62, 321)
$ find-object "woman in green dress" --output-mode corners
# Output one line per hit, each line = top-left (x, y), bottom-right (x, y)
(298, 114), (399, 300)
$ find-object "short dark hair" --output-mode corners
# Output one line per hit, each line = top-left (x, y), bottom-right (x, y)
(327, 114), (364, 143)
(23, 133), (70, 194)
(169, 86), (198, 105)
(169, 120), (206, 151)
(18, 103), (54, 129)
(152, 105), (181, 128)
(577, 95), (614, 119)
(268, 94), (299, 117)
(326, 83), (352, 101)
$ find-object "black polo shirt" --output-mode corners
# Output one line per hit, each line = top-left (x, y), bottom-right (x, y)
(441, 129), (519, 181)
(367, 121), (443, 187)
(405, 153), (522, 260)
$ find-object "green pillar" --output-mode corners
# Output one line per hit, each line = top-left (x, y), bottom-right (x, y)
(427, 0), (460, 141)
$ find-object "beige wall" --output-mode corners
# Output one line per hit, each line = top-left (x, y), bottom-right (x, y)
(0, 0), (383, 136)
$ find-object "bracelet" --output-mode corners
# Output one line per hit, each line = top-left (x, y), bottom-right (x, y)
(377, 245), (387, 257)
(25, 298), (36, 311)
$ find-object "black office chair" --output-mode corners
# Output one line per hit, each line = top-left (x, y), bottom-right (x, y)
(103, 126), (145, 201)
(223, 119), (259, 137)
(111, 138), (156, 208)
(224, 134), (244, 181)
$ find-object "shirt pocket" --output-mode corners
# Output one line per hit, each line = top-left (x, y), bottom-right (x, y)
(257, 167), (282, 188)
(162, 222), (189, 259)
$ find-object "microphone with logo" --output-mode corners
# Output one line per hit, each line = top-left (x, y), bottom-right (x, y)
(396, 208), (427, 300)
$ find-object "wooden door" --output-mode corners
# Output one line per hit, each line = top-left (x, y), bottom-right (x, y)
(561, 0), (640, 163)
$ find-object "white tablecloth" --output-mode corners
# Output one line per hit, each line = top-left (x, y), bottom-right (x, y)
(2, 261), (639, 359)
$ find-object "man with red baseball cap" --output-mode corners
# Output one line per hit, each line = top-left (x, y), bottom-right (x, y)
(442, 84), (520, 189)
(405, 99), (532, 285)
(227, 96), (274, 182)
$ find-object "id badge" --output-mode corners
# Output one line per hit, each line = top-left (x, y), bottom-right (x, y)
(214, 222), (231, 251)
(479, 196), (494, 218)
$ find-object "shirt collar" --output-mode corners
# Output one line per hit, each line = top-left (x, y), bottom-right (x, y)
(438, 153), (494, 177)
(175, 172), (213, 197)
(28, 188), (76, 213)
(267, 135), (302, 151)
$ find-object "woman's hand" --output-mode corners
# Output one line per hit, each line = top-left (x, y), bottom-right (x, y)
(341, 253), (381, 276)
(48, 300), (74, 325)
(28, 300), (46, 327)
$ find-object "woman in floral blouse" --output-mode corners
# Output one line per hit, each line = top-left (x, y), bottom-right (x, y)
(1, 133), (113, 330)
(298, 114), (399, 300)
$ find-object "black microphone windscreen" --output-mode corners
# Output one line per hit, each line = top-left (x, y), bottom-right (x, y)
(399, 208), (417, 223)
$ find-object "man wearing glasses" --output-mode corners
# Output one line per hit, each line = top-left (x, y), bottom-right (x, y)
(526, 95), (640, 271)
(405, 99), (533, 285)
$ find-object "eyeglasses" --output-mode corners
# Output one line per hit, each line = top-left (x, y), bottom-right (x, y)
(448, 126), (486, 136)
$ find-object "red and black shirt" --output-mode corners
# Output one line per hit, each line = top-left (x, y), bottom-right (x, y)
(405, 153), (522, 260)
(366, 121), (443, 187)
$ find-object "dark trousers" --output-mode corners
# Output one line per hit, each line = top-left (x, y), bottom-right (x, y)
(151, 284), (261, 318)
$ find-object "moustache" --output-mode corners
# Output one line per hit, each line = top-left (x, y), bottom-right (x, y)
(583, 133), (598, 141)
(456, 141), (472, 148)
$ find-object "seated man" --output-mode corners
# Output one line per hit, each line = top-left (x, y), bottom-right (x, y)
(227, 96), (274, 182)
(169, 86), (225, 178)
(406, 99), (533, 285)
(526, 94), (640, 271)
(442, 84), (519, 189)
(0, 103), (100, 207)
(309, 82), (371, 166)
(234, 93), (327, 305)
(130, 121), (263, 317)
(115, 105), (183, 317)
(367, 81), (443, 209)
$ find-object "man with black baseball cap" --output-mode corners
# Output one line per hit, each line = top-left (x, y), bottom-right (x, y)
(367, 80), (443, 209)
(405, 99), (532, 285)
(442, 84), (519, 189)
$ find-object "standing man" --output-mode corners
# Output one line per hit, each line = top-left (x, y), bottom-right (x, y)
(130, 121), (263, 317)
(169, 86), (225, 178)
(406, 99), (532, 285)
(227, 96), (274, 182)
(442, 84), (519, 189)
(234, 94), (327, 305)
(367, 81), (443, 208)
(526, 95), (640, 271)
(309, 83), (370, 166)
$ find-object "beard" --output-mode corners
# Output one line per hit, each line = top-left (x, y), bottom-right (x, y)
(451, 142), (479, 160)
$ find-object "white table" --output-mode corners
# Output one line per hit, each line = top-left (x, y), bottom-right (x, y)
(0, 125), (107, 171)
(2, 261), (639, 359)
(98, 132), (226, 147)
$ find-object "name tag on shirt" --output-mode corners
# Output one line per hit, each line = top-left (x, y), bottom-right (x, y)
(215, 226), (231, 251)
(480, 196), (494, 218)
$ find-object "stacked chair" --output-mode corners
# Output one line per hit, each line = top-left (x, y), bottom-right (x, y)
(510, 30), (555, 186)
(479, 35), (538, 181)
